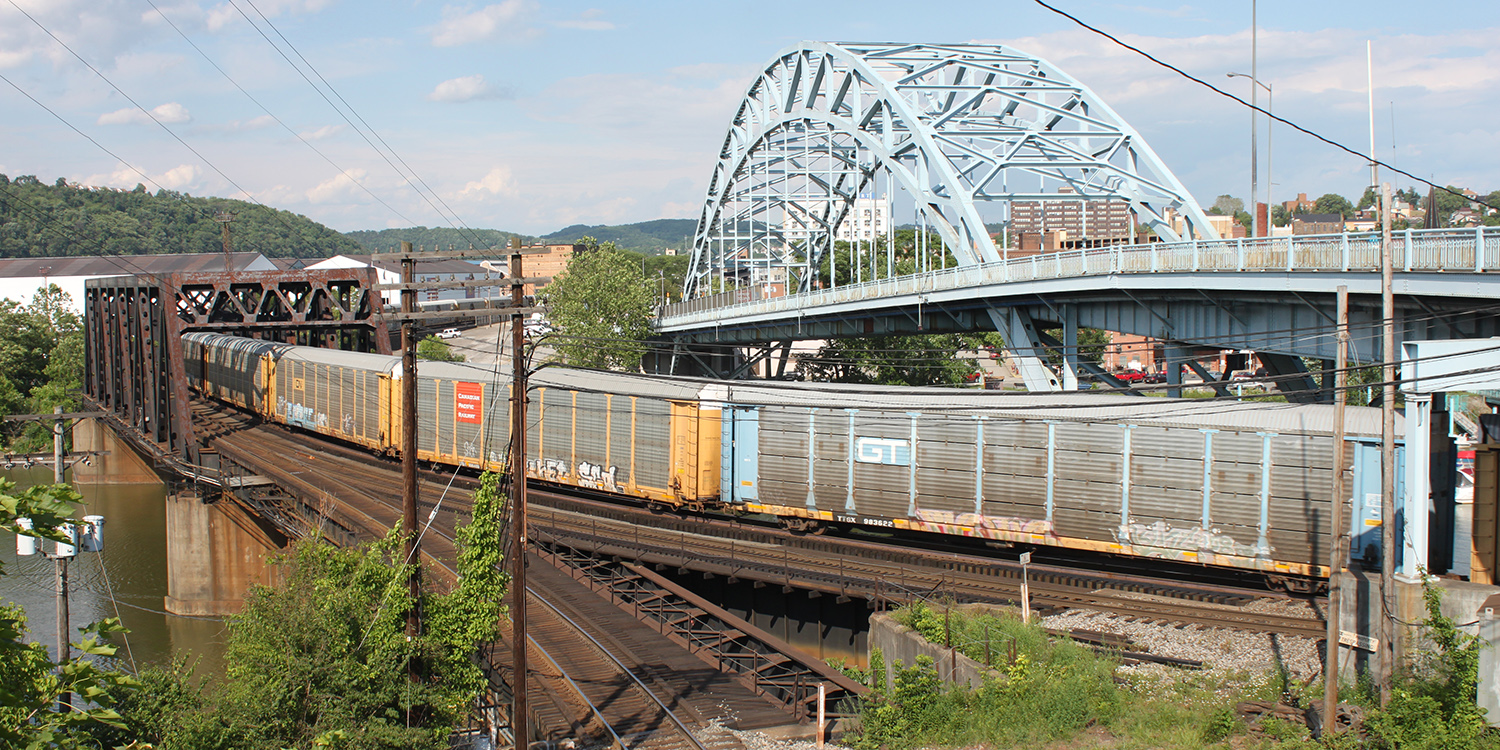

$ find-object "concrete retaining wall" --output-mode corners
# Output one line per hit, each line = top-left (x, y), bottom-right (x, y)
(868, 606), (1005, 691)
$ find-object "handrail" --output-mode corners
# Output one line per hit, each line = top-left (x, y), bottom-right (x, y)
(660, 226), (1497, 325)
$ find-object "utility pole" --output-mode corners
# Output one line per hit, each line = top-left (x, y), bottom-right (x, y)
(369, 240), (550, 744)
(1379, 182), (1396, 706)
(1324, 285), (1350, 728)
(509, 238), (530, 748)
(1249, 0), (1258, 238)
(215, 211), (236, 271)
(400, 241), (421, 682)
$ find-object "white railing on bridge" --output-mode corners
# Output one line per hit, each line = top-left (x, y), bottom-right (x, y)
(660, 227), (1499, 326)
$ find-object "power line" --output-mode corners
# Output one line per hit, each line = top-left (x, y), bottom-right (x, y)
(226, 0), (488, 249)
(139, 0), (424, 229)
(4, 0), (306, 238)
(1029, 0), (1500, 214)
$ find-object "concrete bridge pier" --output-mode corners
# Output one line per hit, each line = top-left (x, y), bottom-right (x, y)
(72, 418), (161, 485)
(164, 490), (285, 616)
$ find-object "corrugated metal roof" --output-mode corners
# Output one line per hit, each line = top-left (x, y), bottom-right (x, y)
(280, 345), (401, 373)
(0, 252), (273, 277)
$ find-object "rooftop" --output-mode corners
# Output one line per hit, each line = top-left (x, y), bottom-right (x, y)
(0, 252), (274, 278)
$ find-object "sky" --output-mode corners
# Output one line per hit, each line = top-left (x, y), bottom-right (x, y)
(1, 0), (1496, 236)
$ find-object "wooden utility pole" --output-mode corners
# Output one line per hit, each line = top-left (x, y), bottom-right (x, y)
(369, 240), (550, 744)
(1324, 285), (1350, 728)
(400, 241), (421, 682)
(1379, 182), (1396, 705)
(509, 239), (530, 748)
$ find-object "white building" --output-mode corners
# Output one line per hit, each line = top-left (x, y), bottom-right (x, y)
(783, 195), (892, 244)
(305, 254), (506, 307)
(0, 253), (277, 312)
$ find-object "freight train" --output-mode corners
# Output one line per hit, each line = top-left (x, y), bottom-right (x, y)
(184, 332), (1399, 589)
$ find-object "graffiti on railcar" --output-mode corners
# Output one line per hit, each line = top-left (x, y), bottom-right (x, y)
(279, 397), (328, 430)
(1125, 520), (1260, 557)
(528, 458), (570, 481)
(576, 461), (620, 492)
(913, 508), (1054, 537)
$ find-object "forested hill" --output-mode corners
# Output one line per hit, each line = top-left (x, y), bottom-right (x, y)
(0, 174), (361, 259)
(344, 227), (526, 253)
(540, 218), (695, 254)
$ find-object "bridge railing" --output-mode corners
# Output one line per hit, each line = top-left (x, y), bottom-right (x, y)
(660, 226), (1498, 326)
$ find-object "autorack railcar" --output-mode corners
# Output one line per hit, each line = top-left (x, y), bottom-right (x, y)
(183, 332), (1400, 587)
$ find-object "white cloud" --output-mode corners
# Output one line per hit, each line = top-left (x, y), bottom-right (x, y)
(81, 162), (198, 191)
(97, 102), (191, 125)
(429, 1), (538, 47)
(298, 124), (344, 140)
(457, 166), (517, 199)
(205, 0), (333, 32)
(556, 8), (613, 31)
(306, 169), (366, 204)
(428, 74), (510, 102)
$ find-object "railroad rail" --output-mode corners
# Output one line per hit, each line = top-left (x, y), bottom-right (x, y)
(197, 400), (806, 746)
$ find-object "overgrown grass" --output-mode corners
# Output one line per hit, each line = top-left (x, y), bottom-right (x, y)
(852, 595), (1500, 749)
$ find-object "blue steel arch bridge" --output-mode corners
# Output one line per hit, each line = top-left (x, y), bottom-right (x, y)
(658, 41), (1500, 398)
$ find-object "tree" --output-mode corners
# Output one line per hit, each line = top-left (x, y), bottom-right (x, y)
(107, 473), (509, 749)
(1313, 193), (1355, 218)
(800, 333), (1002, 387)
(1357, 186), (1379, 210)
(416, 337), (464, 362)
(1209, 195), (1243, 216)
(0, 285), (84, 452)
(545, 238), (656, 371)
(0, 480), (139, 746)
(1271, 204), (1291, 227)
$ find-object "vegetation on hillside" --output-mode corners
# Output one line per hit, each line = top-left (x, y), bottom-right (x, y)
(853, 593), (1498, 750)
(344, 227), (526, 254)
(90, 472), (509, 749)
(540, 218), (695, 255)
(0, 174), (360, 259)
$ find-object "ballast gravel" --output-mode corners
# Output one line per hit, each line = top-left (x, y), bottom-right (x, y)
(1043, 598), (1325, 683)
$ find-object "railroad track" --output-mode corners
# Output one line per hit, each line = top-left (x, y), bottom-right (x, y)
(205, 414), (746, 749)
(197, 398), (1329, 645)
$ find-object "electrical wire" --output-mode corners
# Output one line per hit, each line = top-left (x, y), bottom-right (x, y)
(4, 0), (308, 238)
(226, 0), (487, 249)
(1029, 0), (1500, 214)
(139, 0), (424, 230)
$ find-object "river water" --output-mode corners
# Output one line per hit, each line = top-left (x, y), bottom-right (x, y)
(0, 466), (228, 677)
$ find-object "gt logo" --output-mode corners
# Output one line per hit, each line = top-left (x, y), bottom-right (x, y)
(855, 437), (910, 466)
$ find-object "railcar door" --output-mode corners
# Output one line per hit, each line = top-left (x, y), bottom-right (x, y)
(721, 406), (760, 504)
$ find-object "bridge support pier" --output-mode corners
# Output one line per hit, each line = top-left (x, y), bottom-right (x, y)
(991, 308), (1062, 391)
(164, 490), (285, 616)
(72, 419), (161, 485)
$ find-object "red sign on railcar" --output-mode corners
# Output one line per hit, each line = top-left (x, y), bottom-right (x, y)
(455, 382), (483, 424)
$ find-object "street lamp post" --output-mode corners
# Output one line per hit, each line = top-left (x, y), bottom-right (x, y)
(1228, 72), (1272, 236)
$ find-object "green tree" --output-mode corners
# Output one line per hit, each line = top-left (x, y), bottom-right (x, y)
(0, 480), (139, 747)
(1358, 186), (1379, 210)
(109, 473), (509, 749)
(0, 285), (84, 452)
(1314, 192), (1355, 218)
(416, 337), (464, 362)
(801, 333), (1001, 387)
(0, 174), (360, 259)
(545, 238), (656, 371)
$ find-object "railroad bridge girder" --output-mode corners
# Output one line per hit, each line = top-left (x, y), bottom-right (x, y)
(84, 268), (389, 465)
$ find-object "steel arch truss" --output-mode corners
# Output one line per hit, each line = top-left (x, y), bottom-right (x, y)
(686, 42), (1217, 298)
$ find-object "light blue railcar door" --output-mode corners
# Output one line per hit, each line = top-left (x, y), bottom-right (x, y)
(720, 406), (759, 504)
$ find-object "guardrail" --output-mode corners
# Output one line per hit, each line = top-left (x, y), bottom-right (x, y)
(660, 226), (1498, 326)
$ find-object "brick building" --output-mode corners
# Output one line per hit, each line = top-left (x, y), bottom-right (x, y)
(1010, 186), (1133, 241)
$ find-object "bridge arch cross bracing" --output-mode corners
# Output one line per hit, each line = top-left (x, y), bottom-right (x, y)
(685, 41), (1218, 298)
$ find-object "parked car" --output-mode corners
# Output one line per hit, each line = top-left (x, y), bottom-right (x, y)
(436, 328), (461, 340)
